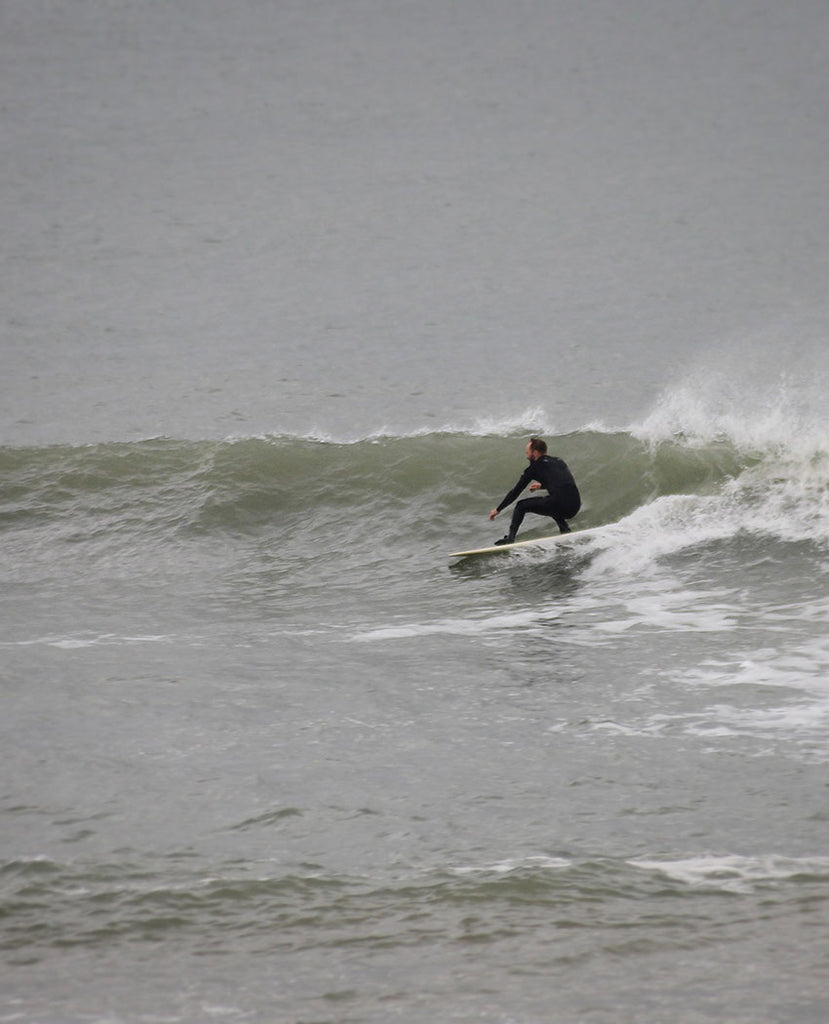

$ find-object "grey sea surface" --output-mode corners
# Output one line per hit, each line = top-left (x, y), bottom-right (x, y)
(3, 2), (829, 1022)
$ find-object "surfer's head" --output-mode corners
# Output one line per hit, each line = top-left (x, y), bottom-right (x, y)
(526, 437), (547, 460)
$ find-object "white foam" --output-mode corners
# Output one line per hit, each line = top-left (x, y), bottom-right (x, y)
(577, 496), (735, 578)
(581, 461), (829, 578)
(631, 330), (829, 458)
(632, 380), (798, 451)
(0, 633), (173, 649)
(631, 854), (829, 893)
(456, 407), (558, 438)
(702, 702), (829, 733)
(683, 631), (829, 697)
(566, 696), (829, 760)
(452, 855), (572, 877)
(592, 586), (739, 634)
(351, 607), (557, 642)
(261, 407), (562, 445)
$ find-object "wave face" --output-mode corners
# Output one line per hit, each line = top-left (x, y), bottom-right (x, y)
(2, 412), (827, 570)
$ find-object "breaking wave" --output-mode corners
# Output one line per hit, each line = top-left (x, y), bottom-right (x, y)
(2, 372), (829, 579)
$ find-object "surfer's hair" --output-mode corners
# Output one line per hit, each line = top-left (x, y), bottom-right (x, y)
(529, 437), (547, 454)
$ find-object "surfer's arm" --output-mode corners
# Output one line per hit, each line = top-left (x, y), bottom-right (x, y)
(493, 468), (533, 515)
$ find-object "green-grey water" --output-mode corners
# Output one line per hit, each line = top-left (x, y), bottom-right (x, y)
(4, 2), (829, 1022)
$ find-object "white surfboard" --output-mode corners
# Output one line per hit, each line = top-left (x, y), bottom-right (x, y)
(448, 523), (611, 561)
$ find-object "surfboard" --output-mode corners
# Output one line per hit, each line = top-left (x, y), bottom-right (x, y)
(448, 523), (611, 561)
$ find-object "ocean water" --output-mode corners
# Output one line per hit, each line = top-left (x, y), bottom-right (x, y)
(4, 2), (829, 1022)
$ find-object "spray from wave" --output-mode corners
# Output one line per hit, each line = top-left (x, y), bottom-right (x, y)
(632, 323), (829, 454)
(581, 348), (829, 572)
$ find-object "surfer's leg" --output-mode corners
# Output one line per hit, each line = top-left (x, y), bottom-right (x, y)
(499, 495), (574, 544)
(508, 497), (549, 539)
(531, 495), (574, 534)
(494, 501), (531, 544)
(549, 490), (580, 533)
(506, 506), (525, 540)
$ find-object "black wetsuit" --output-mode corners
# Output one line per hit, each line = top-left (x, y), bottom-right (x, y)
(496, 455), (581, 539)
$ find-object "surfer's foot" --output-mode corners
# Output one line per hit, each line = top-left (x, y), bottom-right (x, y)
(556, 520), (572, 534)
(494, 536), (514, 546)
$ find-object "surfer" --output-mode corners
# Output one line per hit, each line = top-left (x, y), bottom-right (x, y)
(489, 437), (581, 545)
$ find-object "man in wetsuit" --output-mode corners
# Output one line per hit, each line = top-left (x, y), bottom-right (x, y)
(489, 437), (581, 545)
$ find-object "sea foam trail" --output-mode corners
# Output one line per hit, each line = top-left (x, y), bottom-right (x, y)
(631, 855), (829, 894)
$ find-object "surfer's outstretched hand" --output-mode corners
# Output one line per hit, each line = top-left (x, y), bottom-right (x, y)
(489, 509), (499, 521)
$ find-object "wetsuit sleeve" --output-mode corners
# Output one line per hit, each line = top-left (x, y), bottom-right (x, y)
(496, 467), (533, 512)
